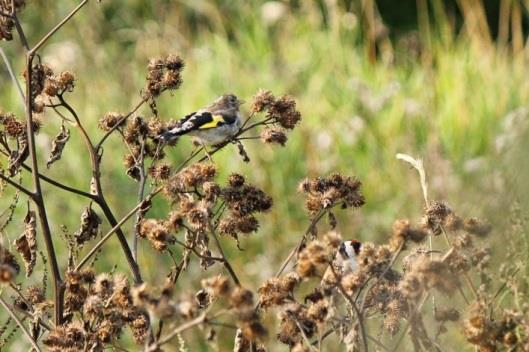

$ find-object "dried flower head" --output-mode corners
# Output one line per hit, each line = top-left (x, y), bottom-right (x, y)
(299, 174), (364, 215)
(0, 246), (19, 283)
(145, 54), (184, 97)
(163, 163), (216, 198)
(258, 274), (299, 308)
(421, 201), (452, 235)
(297, 240), (333, 278)
(390, 218), (428, 250)
(222, 181), (272, 217)
(0, 1), (26, 41)
(261, 127), (288, 146)
(201, 275), (232, 299)
(463, 217), (492, 237)
(251, 89), (275, 113)
(43, 322), (86, 351)
(0, 111), (26, 138)
(148, 163), (171, 181)
(138, 218), (175, 251)
(267, 95), (302, 129)
(98, 112), (126, 132)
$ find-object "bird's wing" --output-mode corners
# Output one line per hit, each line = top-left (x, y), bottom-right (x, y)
(174, 110), (226, 134)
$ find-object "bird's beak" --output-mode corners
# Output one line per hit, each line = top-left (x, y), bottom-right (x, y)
(237, 99), (246, 105)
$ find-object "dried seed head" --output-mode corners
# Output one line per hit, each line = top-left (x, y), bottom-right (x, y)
(267, 95), (302, 129)
(93, 273), (114, 298)
(43, 322), (86, 352)
(421, 201), (452, 235)
(201, 275), (232, 299)
(251, 89), (275, 113)
(300, 174), (364, 215)
(463, 217), (492, 237)
(0, 112), (26, 138)
(145, 54), (184, 97)
(163, 163), (216, 198)
(0, 246), (19, 283)
(99, 112), (125, 131)
(222, 181), (273, 217)
(129, 312), (150, 344)
(148, 163), (171, 181)
(138, 219), (175, 251)
(261, 127), (287, 146)
(230, 287), (254, 307)
(228, 173), (245, 188)
(296, 240), (333, 278)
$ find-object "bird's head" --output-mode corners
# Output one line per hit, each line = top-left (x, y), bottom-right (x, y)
(338, 239), (362, 263)
(211, 94), (245, 111)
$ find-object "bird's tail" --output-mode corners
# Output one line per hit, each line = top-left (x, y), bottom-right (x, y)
(158, 130), (180, 143)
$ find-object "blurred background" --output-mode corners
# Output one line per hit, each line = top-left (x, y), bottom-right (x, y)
(1, 0), (529, 350)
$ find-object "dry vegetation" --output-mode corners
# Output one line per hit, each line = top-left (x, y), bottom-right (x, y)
(1, 1), (529, 351)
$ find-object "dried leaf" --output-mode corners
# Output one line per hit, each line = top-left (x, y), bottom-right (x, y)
(396, 153), (428, 205)
(328, 211), (337, 229)
(74, 204), (102, 245)
(13, 209), (37, 277)
(236, 141), (250, 163)
(46, 125), (70, 168)
(8, 135), (28, 176)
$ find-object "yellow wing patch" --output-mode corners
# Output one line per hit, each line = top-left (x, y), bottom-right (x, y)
(199, 115), (224, 129)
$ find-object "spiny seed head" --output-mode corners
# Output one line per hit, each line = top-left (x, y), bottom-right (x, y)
(148, 163), (171, 180)
(251, 89), (275, 113)
(267, 95), (302, 129)
(99, 112), (125, 132)
(463, 217), (492, 237)
(261, 127), (288, 146)
(202, 275), (231, 299)
(228, 173), (245, 187)
(145, 54), (184, 97)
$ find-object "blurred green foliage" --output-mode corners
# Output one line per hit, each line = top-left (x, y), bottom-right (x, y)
(1, 1), (529, 350)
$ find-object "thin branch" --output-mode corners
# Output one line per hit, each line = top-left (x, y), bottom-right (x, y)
(275, 209), (327, 277)
(95, 97), (148, 151)
(209, 221), (240, 285)
(29, 0), (89, 55)
(155, 313), (207, 347)
(75, 195), (153, 272)
(0, 295), (42, 352)
(132, 138), (147, 261)
(25, 53), (64, 325)
(330, 265), (369, 352)
(23, 164), (96, 199)
(0, 47), (25, 105)
(0, 173), (34, 198)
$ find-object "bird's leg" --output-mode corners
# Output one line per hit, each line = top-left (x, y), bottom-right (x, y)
(201, 142), (214, 163)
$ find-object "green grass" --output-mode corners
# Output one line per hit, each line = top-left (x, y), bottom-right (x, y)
(1, 1), (529, 350)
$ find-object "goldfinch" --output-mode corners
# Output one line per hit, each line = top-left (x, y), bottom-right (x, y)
(160, 94), (244, 146)
(321, 240), (362, 292)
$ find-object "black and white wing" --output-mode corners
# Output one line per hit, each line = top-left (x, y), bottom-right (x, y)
(159, 110), (226, 142)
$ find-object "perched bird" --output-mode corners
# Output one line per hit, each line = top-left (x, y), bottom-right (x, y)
(159, 94), (244, 146)
(321, 240), (363, 292)
(337, 240), (362, 273)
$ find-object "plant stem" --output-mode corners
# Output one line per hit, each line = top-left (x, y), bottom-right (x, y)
(0, 295), (42, 352)
(25, 53), (64, 325)
(0, 173), (34, 198)
(29, 0), (89, 55)
(209, 222), (240, 285)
